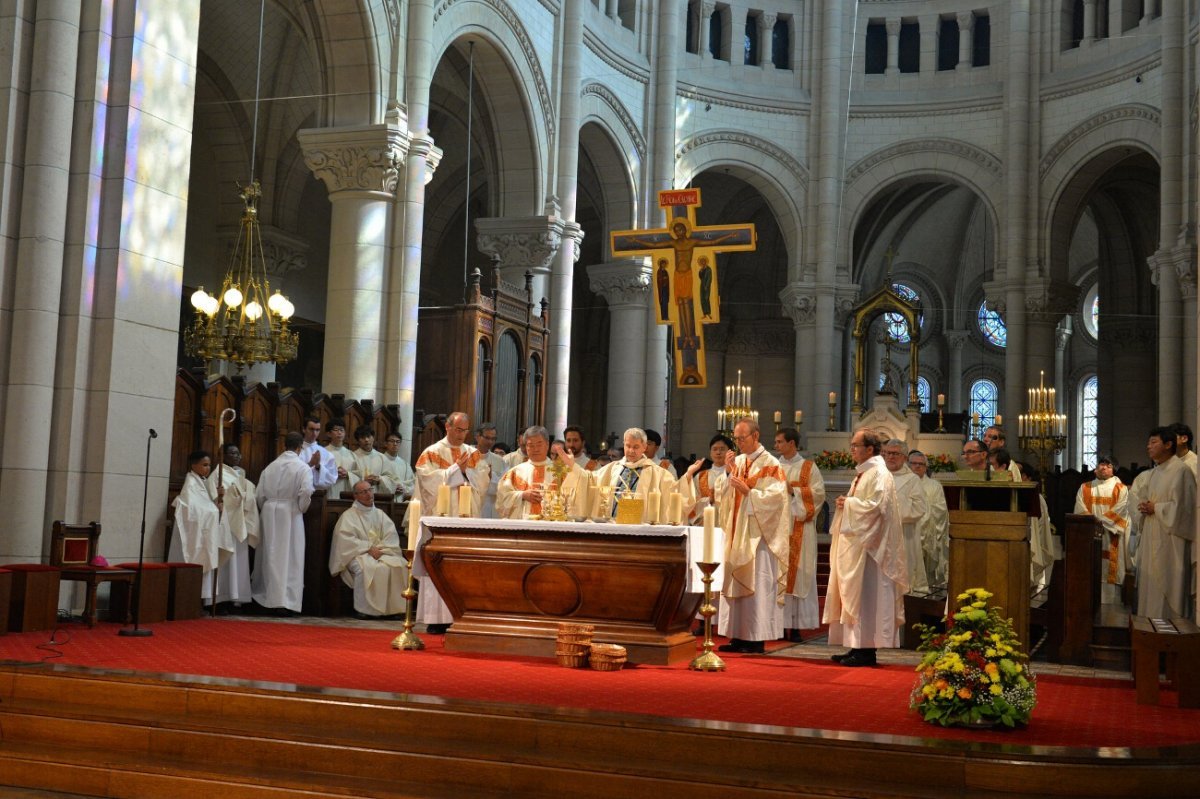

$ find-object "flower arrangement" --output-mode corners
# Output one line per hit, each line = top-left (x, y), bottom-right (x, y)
(812, 449), (855, 471)
(927, 453), (957, 473)
(910, 588), (1036, 728)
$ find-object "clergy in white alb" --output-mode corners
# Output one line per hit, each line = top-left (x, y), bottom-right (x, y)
(824, 429), (908, 667)
(502, 433), (526, 470)
(170, 450), (237, 602)
(252, 432), (315, 614)
(329, 481), (408, 617)
(381, 431), (416, 499)
(712, 418), (791, 653)
(591, 428), (689, 523)
(1073, 455), (1129, 604)
(1135, 427), (1197, 618)
(644, 429), (678, 478)
(683, 434), (732, 525)
(882, 439), (928, 594)
(495, 427), (586, 519)
(325, 419), (359, 498)
(350, 425), (397, 497)
(474, 423), (506, 518)
(300, 415), (337, 493)
(774, 428), (825, 636)
(907, 451), (949, 588)
(205, 444), (260, 605)
(413, 411), (491, 631)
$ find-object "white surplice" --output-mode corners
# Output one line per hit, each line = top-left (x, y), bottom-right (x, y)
(205, 464), (259, 603)
(251, 451), (314, 612)
(1135, 457), (1196, 618)
(1074, 475), (1129, 601)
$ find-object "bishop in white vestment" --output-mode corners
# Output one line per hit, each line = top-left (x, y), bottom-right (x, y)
(591, 428), (689, 523)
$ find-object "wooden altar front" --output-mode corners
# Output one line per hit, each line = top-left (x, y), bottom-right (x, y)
(419, 517), (716, 665)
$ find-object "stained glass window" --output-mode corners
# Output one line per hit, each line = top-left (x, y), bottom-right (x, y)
(1090, 295), (1099, 332)
(1080, 375), (1098, 469)
(884, 283), (922, 343)
(917, 377), (931, 413)
(1082, 283), (1099, 339)
(977, 301), (1007, 347)
(969, 379), (998, 429)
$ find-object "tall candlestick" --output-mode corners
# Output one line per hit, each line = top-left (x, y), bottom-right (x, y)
(702, 506), (716, 563)
(407, 499), (421, 550)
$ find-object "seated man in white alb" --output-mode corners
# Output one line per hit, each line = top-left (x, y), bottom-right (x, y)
(329, 481), (408, 618)
(171, 450), (237, 604)
(380, 431), (416, 500)
(496, 426), (585, 519)
(351, 424), (397, 497)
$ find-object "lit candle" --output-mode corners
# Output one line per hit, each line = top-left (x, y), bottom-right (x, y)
(937, 393), (945, 408)
(774, 410), (782, 424)
(407, 500), (421, 550)
(829, 392), (837, 405)
(458, 484), (473, 517)
(668, 492), (683, 525)
(794, 410), (802, 424)
(436, 484), (451, 516)
(702, 506), (716, 563)
(995, 414), (1002, 426)
(646, 489), (660, 524)
(972, 412), (980, 425)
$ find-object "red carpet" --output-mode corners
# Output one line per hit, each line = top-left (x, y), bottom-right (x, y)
(2, 618), (1197, 750)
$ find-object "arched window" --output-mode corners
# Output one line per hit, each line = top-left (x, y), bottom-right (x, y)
(884, 283), (922, 343)
(1081, 282), (1099, 339)
(1079, 374), (1098, 469)
(494, 332), (522, 447)
(771, 17), (790, 69)
(969, 378), (998, 430)
(708, 8), (723, 59)
(473, 339), (491, 426)
(916, 376), (932, 413)
(977, 300), (1007, 347)
(744, 14), (759, 65)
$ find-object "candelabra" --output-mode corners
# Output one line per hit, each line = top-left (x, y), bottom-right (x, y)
(717, 369), (758, 436)
(1018, 371), (1067, 479)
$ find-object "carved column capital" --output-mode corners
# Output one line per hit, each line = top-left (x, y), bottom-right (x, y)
(779, 281), (859, 329)
(956, 11), (975, 30)
(298, 124), (409, 196)
(885, 17), (902, 35)
(1025, 280), (1080, 324)
(476, 214), (573, 277)
(943, 329), (970, 350)
(779, 283), (817, 327)
(1054, 318), (1073, 351)
(587, 259), (651, 307)
(1098, 320), (1156, 351)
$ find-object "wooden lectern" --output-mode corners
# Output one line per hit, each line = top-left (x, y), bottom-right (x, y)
(945, 477), (1042, 649)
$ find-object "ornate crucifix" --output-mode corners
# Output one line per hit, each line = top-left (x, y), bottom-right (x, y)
(610, 189), (756, 388)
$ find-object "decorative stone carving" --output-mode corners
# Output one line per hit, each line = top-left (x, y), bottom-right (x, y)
(943, 329), (969, 351)
(476, 214), (574, 276)
(847, 138), (1003, 182)
(1054, 319), (1073, 351)
(298, 125), (409, 195)
(587, 259), (650, 307)
(1039, 105), (1160, 176)
(727, 320), (795, 356)
(581, 83), (647, 158)
(1098, 320), (1156, 351)
(779, 282), (858, 328)
(1025, 282), (1080, 324)
(677, 130), (808, 188)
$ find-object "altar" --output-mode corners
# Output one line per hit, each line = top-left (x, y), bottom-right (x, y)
(417, 517), (726, 665)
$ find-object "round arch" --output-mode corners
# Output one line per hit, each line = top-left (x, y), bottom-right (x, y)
(842, 139), (1004, 275)
(309, 0), (385, 124)
(674, 130), (807, 277)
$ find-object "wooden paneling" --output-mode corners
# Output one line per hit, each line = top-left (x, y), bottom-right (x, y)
(948, 509), (1030, 646)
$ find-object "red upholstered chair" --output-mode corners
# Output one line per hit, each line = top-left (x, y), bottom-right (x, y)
(111, 563), (171, 624)
(49, 521), (136, 628)
(5, 564), (62, 632)
(0, 569), (12, 635)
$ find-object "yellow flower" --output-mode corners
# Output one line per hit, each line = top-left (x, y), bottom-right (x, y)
(922, 684), (936, 698)
(989, 684), (1003, 696)
(985, 647), (996, 658)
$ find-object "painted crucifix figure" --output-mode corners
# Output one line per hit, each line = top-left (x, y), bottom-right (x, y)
(610, 188), (757, 387)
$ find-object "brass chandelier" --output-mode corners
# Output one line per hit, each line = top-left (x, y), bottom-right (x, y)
(184, 0), (297, 370)
(184, 181), (298, 368)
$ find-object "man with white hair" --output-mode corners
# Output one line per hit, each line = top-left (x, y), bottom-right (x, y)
(592, 427), (683, 522)
(713, 417), (791, 654)
(496, 426), (585, 519)
(824, 428), (908, 667)
(881, 438), (928, 594)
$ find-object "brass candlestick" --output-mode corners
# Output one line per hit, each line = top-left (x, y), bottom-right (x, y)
(935, 405), (946, 433)
(391, 549), (425, 651)
(826, 397), (837, 432)
(689, 561), (725, 672)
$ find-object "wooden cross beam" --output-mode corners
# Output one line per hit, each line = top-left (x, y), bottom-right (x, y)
(609, 188), (757, 388)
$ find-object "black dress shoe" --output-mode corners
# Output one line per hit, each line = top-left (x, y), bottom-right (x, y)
(426, 623), (450, 635)
(840, 650), (877, 667)
(830, 650), (853, 663)
(718, 638), (748, 653)
(741, 640), (765, 654)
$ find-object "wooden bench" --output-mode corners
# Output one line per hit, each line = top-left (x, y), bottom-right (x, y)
(1130, 615), (1200, 708)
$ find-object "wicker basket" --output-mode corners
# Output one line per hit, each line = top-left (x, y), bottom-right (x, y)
(589, 657), (625, 672)
(556, 652), (589, 668)
(556, 642), (591, 655)
(588, 642), (627, 671)
(557, 622), (594, 636)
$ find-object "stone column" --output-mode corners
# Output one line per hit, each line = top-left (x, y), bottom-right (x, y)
(589, 260), (651, 435)
(1055, 317), (1072, 465)
(918, 14), (937, 74)
(390, 0), (437, 460)
(781, 285), (817, 417)
(0, 1), (82, 560)
(1142, 0), (1160, 25)
(606, 0), (618, 21)
(299, 125), (407, 402)
(944, 330), (969, 411)
(700, 1), (715, 58)
(1155, 0), (1185, 421)
(545, 0), (586, 439)
(475, 211), (570, 303)
(1081, 0), (1097, 45)
(956, 11), (974, 68)
(1178, 253), (1198, 417)
(1102, 320), (1158, 460)
(759, 13), (776, 69)
(885, 18), (901, 75)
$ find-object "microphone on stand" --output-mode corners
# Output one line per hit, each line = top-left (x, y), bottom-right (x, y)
(119, 428), (157, 637)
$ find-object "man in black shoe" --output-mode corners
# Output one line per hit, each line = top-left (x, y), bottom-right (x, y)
(823, 429), (908, 667)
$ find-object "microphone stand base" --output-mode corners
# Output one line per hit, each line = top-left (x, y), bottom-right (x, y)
(118, 628), (154, 638)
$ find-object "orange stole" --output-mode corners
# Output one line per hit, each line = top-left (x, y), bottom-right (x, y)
(505, 464), (547, 515)
(784, 460), (815, 593)
(726, 458), (787, 561)
(1081, 482), (1126, 583)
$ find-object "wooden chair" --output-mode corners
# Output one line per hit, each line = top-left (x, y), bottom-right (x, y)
(49, 521), (135, 628)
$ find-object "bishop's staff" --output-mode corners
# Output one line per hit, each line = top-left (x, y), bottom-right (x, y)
(212, 407), (236, 615)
